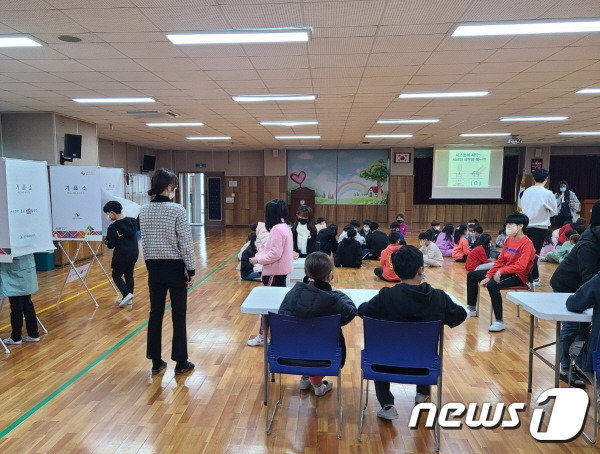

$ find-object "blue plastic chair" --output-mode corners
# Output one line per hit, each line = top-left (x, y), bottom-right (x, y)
(568, 331), (600, 444)
(266, 312), (343, 438)
(358, 317), (444, 450)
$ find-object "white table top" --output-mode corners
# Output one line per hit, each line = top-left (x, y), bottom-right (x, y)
(241, 285), (463, 315)
(506, 291), (592, 322)
(293, 258), (305, 268)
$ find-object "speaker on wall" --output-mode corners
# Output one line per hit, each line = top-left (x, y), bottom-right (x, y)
(64, 134), (82, 159)
(141, 154), (156, 173)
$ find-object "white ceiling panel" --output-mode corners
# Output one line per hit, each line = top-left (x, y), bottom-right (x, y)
(138, 6), (229, 30)
(221, 3), (303, 28)
(48, 43), (127, 59)
(304, 1), (386, 28)
(62, 8), (159, 32)
(0, 9), (87, 33)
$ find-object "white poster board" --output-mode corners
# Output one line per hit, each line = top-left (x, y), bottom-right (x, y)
(99, 167), (130, 234)
(0, 158), (55, 262)
(49, 166), (102, 241)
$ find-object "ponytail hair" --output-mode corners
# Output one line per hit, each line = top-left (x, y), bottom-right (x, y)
(148, 168), (178, 196)
(304, 251), (334, 284)
(454, 224), (467, 244)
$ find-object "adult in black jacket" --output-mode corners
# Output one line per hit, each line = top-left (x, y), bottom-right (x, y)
(104, 201), (139, 307)
(566, 272), (600, 374)
(357, 245), (468, 420)
(363, 222), (389, 260)
(315, 224), (339, 255)
(335, 229), (363, 268)
(278, 252), (357, 396)
(550, 200), (600, 385)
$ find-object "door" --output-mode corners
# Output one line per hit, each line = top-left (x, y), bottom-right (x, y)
(204, 172), (225, 227)
(179, 172), (224, 226)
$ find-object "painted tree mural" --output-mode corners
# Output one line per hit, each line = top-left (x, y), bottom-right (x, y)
(359, 158), (388, 200)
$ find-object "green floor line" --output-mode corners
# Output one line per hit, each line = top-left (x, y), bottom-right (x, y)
(0, 252), (237, 439)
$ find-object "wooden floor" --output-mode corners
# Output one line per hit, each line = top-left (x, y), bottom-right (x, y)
(0, 226), (596, 453)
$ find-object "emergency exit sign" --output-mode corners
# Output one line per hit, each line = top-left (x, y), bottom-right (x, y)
(195, 163), (206, 168)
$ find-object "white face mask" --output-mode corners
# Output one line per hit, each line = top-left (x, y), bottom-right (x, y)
(505, 224), (518, 236)
(560, 187), (566, 192)
(168, 191), (176, 200)
(434, 226), (440, 231)
(363, 226), (370, 232)
(106, 214), (112, 221)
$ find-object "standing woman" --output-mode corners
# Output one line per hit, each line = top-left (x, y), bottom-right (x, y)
(139, 169), (196, 375)
(292, 205), (317, 258)
(555, 181), (580, 227)
(247, 198), (294, 346)
(0, 254), (41, 345)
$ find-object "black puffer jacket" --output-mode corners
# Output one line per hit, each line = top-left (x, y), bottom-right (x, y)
(278, 277), (357, 366)
(105, 217), (139, 267)
(550, 226), (600, 292)
(334, 237), (362, 268)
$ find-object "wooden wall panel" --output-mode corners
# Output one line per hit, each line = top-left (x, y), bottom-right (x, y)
(226, 176), (286, 225)
(412, 204), (515, 226)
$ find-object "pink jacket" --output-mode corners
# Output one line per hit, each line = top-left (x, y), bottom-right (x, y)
(256, 223), (294, 276)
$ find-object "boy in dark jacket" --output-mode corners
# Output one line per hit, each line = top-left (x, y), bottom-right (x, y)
(240, 233), (261, 281)
(363, 222), (390, 260)
(335, 229), (363, 268)
(279, 252), (357, 396)
(103, 201), (139, 307)
(315, 224), (339, 256)
(358, 245), (468, 420)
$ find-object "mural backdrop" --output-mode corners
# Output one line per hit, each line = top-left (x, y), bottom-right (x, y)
(287, 149), (389, 205)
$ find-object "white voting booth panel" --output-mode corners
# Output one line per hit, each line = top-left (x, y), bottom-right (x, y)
(49, 166), (118, 306)
(0, 158), (55, 263)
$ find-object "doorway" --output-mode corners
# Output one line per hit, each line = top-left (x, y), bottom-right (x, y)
(179, 172), (225, 226)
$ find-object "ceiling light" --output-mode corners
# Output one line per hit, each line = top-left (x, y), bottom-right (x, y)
(399, 91), (489, 99)
(187, 136), (232, 140)
(558, 131), (600, 136)
(452, 20), (600, 37)
(460, 133), (511, 137)
(500, 116), (568, 122)
(0, 36), (42, 47)
(147, 122), (204, 127)
(167, 28), (310, 45)
(275, 135), (320, 139)
(576, 88), (600, 94)
(260, 121), (318, 126)
(233, 94), (316, 102)
(377, 119), (439, 124)
(365, 134), (413, 138)
(73, 97), (155, 103)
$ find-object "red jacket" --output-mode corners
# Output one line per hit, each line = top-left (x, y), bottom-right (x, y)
(465, 245), (491, 271)
(452, 237), (470, 260)
(379, 244), (402, 281)
(486, 235), (536, 284)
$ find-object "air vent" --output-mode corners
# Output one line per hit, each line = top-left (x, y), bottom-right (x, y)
(165, 111), (180, 118)
(126, 110), (160, 116)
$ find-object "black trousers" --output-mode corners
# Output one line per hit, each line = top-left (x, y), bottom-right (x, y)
(112, 260), (136, 298)
(374, 381), (430, 407)
(146, 265), (188, 362)
(8, 295), (39, 341)
(524, 227), (546, 280)
(466, 270), (523, 321)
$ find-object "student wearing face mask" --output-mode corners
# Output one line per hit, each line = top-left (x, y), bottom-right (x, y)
(292, 205), (317, 258)
(554, 180), (580, 227)
(465, 212), (535, 330)
(425, 220), (441, 242)
(358, 219), (372, 238)
(138, 168), (196, 376)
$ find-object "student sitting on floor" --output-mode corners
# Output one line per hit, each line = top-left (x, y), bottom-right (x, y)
(465, 212), (536, 331)
(426, 220), (441, 242)
(335, 229), (363, 268)
(452, 224), (470, 263)
(315, 224), (338, 256)
(374, 232), (402, 282)
(278, 252), (357, 397)
(545, 231), (579, 263)
(465, 233), (494, 271)
(363, 222), (390, 260)
(315, 217), (327, 233)
(358, 245), (468, 420)
(435, 223), (454, 257)
(419, 232), (444, 267)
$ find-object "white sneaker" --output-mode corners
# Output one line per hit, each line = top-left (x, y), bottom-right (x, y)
(247, 334), (264, 346)
(299, 375), (312, 390)
(3, 337), (22, 345)
(489, 320), (506, 332)
(532, 279), (541, 288)
(468, 306), (478, 317)
(22, 335), (40, 342)
(119, 293), (133, 307)
(115, 298), (122, 305)
(313, 380), (333, 396)
(415, 393), (430, 404)
(377, 406), (399, 420)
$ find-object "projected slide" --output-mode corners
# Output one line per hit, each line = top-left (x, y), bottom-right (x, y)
(448, 150), (490, 188)
(432, 147), (503, 199)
